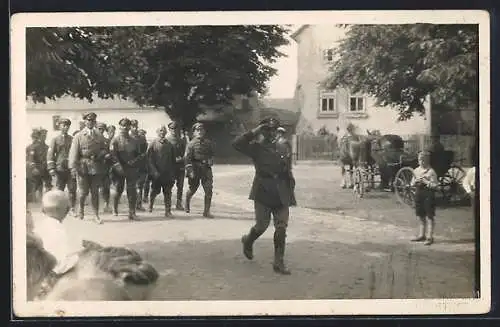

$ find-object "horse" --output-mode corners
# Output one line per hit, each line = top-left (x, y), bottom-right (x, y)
(26, 218), (159, 301)
(339, 129), (379, 189)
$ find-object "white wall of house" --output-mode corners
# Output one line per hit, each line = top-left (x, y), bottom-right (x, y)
(292, 25), (430, 136)
(25, 96), (171, 144)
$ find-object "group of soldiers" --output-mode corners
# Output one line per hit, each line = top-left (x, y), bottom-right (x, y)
(26, 112), (215, 224)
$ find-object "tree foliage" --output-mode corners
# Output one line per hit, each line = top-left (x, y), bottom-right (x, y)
(26, 25), (290, 127)
(324, 24), (479, 120)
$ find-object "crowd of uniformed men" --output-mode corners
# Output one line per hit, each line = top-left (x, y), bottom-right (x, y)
(26, 112), (296, 274)
(26, 112), (215, 224)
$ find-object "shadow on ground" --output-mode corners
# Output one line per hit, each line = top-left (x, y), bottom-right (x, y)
(121, 238), (476, 301)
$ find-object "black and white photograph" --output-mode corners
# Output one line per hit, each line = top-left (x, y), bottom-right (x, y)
(11, 10), (490, 317)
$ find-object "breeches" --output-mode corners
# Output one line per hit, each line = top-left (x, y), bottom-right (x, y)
(253, 201), (289, 233)
(151, 177), (175, 196)
(78, 174), (103, 198)
(113, 169), (139, 196)
(188, 167), (213, 195)
(136, 171), (147, 188)
(55, 170), (77, 195)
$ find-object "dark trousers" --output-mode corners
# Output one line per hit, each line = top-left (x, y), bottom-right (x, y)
(78, 173), (104, 215)
(54, 170), (77, 208)
(187, 166), (213, 196)
(150, 177), (175, 212)
(174, 168), (185, 201)
(100, 173), (111, 205)
(136, 170), (148, 208)
(253, 201), (289, 234)
(113, 168), (139, 214)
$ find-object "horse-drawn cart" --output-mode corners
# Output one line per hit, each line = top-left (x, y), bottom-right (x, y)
(392, 150), (467, 207)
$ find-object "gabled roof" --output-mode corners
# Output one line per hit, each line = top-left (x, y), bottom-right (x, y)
(290, 25), (310, 41)
(260, 98), (298, 113)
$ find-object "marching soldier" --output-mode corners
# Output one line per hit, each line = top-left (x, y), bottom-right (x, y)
(146, 125), (177, 217)
(72, 121), (86, 137)
(26, 128), (44, 202)
(110, 118), (143, 220)
(38, 128), (52, 192)
(166, 121), (187, 210)
(129, 120), (148, 211)
(184, 122), (215, 218)
(232, 116), (297, 275)
(96, 122), (112, 213)
(68, 112), (112, 224)
(47, 118), (77, 216)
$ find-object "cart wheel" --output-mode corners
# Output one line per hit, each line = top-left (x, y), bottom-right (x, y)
(393, 167), (415, 207)
(353, 167), (364, 198)
(440, 165), (467, 204)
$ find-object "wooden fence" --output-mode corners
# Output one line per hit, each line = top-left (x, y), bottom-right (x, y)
(293, 133), (475, 167)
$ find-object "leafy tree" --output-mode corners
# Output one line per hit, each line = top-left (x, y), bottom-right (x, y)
(26, 25), (290, 128)
(323, 24), (479, 121)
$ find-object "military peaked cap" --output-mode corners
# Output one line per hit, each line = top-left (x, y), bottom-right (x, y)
(38, 128), (48, 135)
(82, 112), (97, 121)
(58, 118), (72, 126)
(119, 118), (131, 127)
(31, 128), (41, 138)
(277, 126), (286, 133)
(130, 119), (139, 127)
(259, 116), (280, 128)
(168, 121), (179, 129)
(192, 122), (205, 132)
(96, 122), (107, 130)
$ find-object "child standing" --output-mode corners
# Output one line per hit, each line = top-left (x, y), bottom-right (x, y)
(410, 151), (439, 245)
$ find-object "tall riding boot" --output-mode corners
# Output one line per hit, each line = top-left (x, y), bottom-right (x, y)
(241, 227), (262, 260)
(69, 192), (77, 217)
(203, 194), (214, 218)
(91, 191), (103, 224)
(185, 189), (193, 213)
(176, 187), (184, 211)
(128, 191), (140, 220)
(148, 193), (157, 213)
(143, 181), (150, 203)
(273, 228), (291, 275)
(78, 196), (86, 220)
(112, 193), (120, 216)
(164, 191), (173, 218)
(136, 187), (145, 211)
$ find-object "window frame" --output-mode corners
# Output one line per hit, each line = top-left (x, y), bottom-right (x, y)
(318, 90), (338, 117)
(348, 95), (367, 113)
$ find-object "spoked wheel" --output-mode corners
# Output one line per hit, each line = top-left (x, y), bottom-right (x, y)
(439, 165), (467, 204)
(393, 167), (415, 207)
(353, 167), (365, 199)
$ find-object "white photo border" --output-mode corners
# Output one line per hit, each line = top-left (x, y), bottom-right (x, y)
(11, 10), (491, 317)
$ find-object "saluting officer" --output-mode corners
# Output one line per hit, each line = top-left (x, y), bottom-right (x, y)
(146, 125), (177, 217)
(166, 121), (187, 210)
(47, 118), (77, 215)
(68, 112), (112, 224)
(184, 122), (215, 218)
(130, 120), (148, 211)
(232, 116), (296, 275)
(110, 118), (143, 220)
(96, 122), (112, 213)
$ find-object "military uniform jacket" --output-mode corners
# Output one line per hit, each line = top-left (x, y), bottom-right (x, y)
(47, 134), (73, 172)
(131, 133), (148, 172)
(232, 131), (296, 208)
(184, 136), (215, 169)
(147, 138), (176, 180)
(110, 134), (142, 170)
(68, 128), (111, 175)
(26, 142), (46, 176)
(166, 135), (187, 170)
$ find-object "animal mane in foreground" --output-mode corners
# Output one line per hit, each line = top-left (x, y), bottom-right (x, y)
(26, 235), (159, 301)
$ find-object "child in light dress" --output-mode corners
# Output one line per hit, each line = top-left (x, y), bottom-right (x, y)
(410, 151), (439, 245)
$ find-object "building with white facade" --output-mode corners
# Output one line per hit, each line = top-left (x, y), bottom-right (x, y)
(291, 25), (431, 136)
